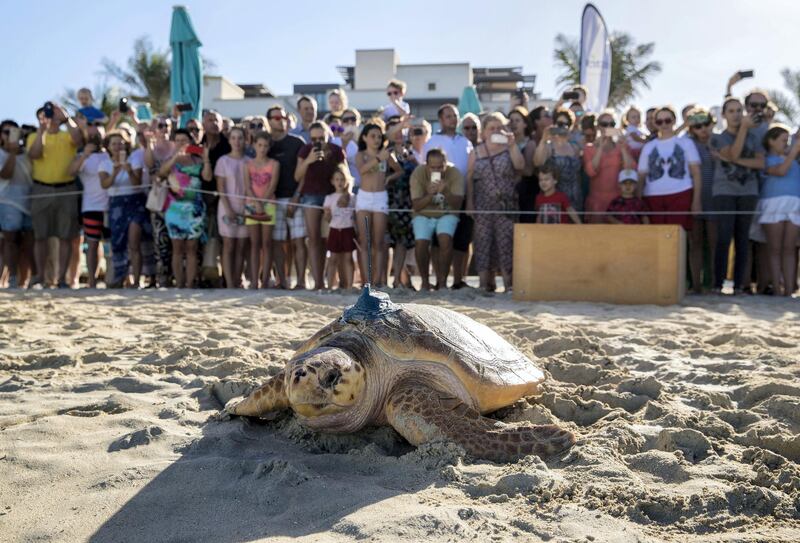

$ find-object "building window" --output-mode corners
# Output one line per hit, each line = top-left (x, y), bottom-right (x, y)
(428, 82), (436, 91)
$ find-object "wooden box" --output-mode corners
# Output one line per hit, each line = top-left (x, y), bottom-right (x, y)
(513, 224), (686, 305)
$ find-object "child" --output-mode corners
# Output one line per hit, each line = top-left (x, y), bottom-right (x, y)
(623, 106), (647, 159)
(606, 169), (650, 225)
(243, 131), (280, 289)
(535, 165), (581, 224)
(77, 88), (107, 125)
(323, 165), (356, 289)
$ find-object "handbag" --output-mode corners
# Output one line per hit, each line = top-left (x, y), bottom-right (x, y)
(146, 179), (168, 212)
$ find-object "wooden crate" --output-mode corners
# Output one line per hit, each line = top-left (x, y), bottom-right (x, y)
(513, 224), (686, 305)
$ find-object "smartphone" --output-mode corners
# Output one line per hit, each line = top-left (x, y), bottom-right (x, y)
(604, 128), (622, 138)
(738, 70), (754, 79)
(412, 127), (424, 136)
(43, 102), (55, 119)
(550, 127), (568, 137)
(119, 97), (129, 114)
(313, 141), (323, 152)
(175, 102), (194, 112)
(562, 91), (580, 101)
(430, 171), (442, 184)
(6, 127), (20, 144)
(489, 133), (509, 145)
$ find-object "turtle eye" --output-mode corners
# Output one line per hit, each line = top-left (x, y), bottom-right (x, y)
(320, 369), (341, 389)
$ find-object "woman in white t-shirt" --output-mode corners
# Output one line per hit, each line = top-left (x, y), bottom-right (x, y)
(68, 129), (111, 288)
(101, 130), (148, 288)
(637, 106), (702, 231)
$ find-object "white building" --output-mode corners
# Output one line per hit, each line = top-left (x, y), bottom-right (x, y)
(202, 49), (538, 123)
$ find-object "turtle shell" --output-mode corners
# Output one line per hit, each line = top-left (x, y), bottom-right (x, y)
(295, 289), (544, 413)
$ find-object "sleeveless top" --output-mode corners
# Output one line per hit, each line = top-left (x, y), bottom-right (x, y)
(247, 160), (275, 199)
(473, 146), (519, 211)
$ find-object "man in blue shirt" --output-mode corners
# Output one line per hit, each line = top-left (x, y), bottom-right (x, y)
(290, 95), (317, 143)
(423, 104), (474, 289)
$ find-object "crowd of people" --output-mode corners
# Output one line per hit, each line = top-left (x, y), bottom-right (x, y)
(0, 72), (798, 296)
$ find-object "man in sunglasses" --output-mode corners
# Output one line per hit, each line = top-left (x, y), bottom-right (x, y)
(382, 79), (410, 121)
(290, 95), (317, 144)
(266, 105), (307, 289)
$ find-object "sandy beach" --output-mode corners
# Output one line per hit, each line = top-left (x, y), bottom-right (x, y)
(1, 288), (798, 542)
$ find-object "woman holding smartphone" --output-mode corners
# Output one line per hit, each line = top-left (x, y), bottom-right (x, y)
(466, 113), (525, 292)
(583, 111), (633, 223)
(533, 109), (583, 211)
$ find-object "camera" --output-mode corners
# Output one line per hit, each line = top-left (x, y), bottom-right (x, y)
(43, 101), (55, 119)
(412, 127), (424, 137)
(119, 97), (129, 114)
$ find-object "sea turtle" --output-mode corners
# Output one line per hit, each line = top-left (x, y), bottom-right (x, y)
(217, 287), (575, 462)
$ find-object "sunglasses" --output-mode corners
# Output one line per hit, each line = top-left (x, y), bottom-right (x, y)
(691, 121), (712, 130)
(330, 125), (344, 133)
(249, 123), (263, 129)
(462, 125), (477, 130)
(555, 122), (570, 128)
(598, 121), (616, 128)
(749, 102), (767, 109)
(342, 117), (357, 123)
(157, 123), (168, 129)
(268, 115), (285, 121)
(654, 118), (673, 126)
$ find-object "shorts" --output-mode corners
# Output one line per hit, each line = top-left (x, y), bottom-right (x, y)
(452, 213), (473, 252)
(412, 214), (459, 241)
(354, 190), (389, 214)
(272, 198), (307, 241)
(30, 180), (80, 240)
(81, 211), (107, 241)
(244, 201), (277, 226)
(644, 188), (693, 231)
(326, 226), (356, 253)
(0, 183), (32, 232)
(300, 194), (326, 207)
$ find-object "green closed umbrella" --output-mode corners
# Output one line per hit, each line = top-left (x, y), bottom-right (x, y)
(170, 6), (203, 128)
(458, 85), (482, 116)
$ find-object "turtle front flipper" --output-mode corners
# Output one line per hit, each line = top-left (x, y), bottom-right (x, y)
(216, 371), (289, 419)
(385, 384), (575, 463)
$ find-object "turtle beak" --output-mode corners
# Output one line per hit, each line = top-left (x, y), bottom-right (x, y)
(319, 368), (341, 390)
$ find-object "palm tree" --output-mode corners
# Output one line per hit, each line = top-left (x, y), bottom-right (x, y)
(770, 68), (800, 125)
(102, 36), (171, 114)
(553, 32), (662, 109)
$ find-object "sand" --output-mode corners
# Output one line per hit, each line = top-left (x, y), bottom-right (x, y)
(0, 288), (798, 542)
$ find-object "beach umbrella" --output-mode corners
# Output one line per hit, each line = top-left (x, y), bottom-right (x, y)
(170, 6), (203, 128)
(458, 86), (482, 116)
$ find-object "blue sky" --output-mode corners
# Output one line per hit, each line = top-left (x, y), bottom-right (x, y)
(2, 0), (798, 123)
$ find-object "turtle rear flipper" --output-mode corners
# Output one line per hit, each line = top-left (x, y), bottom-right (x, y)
(216, 371), (289, 420)
(385, 384), (575, 463)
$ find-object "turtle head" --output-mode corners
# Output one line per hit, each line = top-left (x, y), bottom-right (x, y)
(285, 347), (366, 418)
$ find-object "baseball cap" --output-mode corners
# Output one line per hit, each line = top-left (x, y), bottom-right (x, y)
(618, 169), (638, 183)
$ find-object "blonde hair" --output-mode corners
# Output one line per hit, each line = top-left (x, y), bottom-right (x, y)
(622, 106), (640, 128)
(327, 89), (349, 111)
(480, 112), (508, 135)
(331, 163), (354, 192)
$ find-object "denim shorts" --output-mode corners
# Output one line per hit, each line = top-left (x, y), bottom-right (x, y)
(0, 183), (33, 232)
(412, 214), (459, 241)
(300, 194), (326, 207)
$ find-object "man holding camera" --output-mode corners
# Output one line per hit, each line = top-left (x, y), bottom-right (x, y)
(410, 149), (464, 291)
(26, 102), (83, 288)
(725, 71), (770, 142)
(424, 104), (474, 289)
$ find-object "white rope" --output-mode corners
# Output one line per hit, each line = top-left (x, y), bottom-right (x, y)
(0, 185), (774, 217)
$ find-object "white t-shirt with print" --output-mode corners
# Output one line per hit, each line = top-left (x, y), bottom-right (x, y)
(80, 152), (113, 212)
(637, 136), (700, 196)
(323, 192), (355, 230)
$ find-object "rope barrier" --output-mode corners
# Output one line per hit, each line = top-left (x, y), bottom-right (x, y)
(0, 185), (775, 217)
